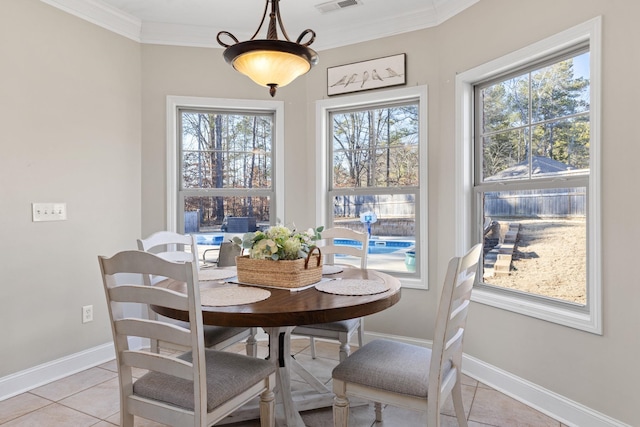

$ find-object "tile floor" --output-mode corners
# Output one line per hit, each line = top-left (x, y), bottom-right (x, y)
(0, 339), (567, 427)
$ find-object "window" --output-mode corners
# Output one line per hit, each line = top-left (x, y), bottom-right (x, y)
(455, 18), (602, 333)
(316, 86), (427, 287)
(167, 97), (284, 239)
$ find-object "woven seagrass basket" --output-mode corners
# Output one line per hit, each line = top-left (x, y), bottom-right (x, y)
(235, 247), (322, 288)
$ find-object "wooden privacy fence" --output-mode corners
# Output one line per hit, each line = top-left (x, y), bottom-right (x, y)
(334, 218), (414, 237)
(484, 188), (586, 218)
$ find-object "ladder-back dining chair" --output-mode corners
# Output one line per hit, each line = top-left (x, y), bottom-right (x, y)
(292, 227), (369, 361)
(98, 250), (276, 427)
(331, 244), (483, 426)
(137, 231), (257, 356)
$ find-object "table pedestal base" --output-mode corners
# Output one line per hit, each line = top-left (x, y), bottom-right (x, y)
(217, 390), (335, 426)
(218, 327), (334, 427)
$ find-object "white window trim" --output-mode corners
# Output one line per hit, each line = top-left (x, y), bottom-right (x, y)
(166, 96), (285, 232)
(315, 86), (429, 290)
(455, 18), (602, 334)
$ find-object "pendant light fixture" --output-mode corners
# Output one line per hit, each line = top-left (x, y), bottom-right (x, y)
(216, 0), (319, 97)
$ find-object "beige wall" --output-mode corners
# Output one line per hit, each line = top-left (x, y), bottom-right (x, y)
(437, 2), (640, 424)
(2, 0), (639, 424)
(0, 1), (141, 374)
(455, 2), (637, 423)
(139, 2), (640, 423)
(140, 44), (312, 237)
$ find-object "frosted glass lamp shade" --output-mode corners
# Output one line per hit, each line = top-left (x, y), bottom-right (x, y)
(233, 50), (311, 88)
(222, 39), (318, 96)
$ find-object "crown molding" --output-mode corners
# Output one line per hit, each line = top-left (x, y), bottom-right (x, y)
(40, 0), (479, 51)
(434, 0), (480, 23)
(311, 0), (479, 50)
(138, 5), (441, 51)
(40, 0), (141, 42)
(140, 22), (218, 49)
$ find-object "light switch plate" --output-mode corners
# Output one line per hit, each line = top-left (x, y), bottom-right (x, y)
(32, 203), (67, 222)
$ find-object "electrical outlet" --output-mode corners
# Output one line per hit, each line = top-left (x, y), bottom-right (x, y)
(82, 305), (93, 323)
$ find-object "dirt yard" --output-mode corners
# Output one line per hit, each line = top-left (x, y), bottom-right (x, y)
(486, 218), (587, 305)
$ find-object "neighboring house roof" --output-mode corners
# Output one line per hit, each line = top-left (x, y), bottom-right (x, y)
(485, 156), (578, 181)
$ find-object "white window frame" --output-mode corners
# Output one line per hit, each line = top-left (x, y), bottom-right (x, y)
(315, 86), (428, 289)
(166, 96), (285, 232)
(455, 18), (602, 333)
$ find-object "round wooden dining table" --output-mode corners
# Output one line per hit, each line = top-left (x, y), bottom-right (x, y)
(154, 266), (401, 427)
(156, 266), (401, 327)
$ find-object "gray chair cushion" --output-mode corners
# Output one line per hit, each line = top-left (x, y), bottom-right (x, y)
(201, 326), (249, 348)
(332, 339), (450, 398)
(296, 319), (360, 332)
(166, 317), (248, 348)
(134, 349), (275, 412)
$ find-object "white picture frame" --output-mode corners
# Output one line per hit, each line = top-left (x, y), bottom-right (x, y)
(327, 53), (406, 96)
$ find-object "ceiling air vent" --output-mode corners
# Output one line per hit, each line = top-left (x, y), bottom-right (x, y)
(315, 0), (363, 14)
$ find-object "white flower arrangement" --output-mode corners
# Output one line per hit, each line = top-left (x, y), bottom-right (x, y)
(233, 225), (323, 261)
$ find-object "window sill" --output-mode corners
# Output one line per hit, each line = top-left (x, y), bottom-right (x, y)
(471, 286), (601, 334)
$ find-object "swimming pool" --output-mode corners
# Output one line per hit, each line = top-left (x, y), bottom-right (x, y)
(195, 234), (224, 246)
(333, 239), (414, 254)
(195, 235), (415, 255)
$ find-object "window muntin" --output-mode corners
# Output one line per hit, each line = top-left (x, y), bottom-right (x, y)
(474, 50), (590, 306)
(455, 18), (601, 333)
(178, 109), (275, 233)
(478, 50), (590, 183)
(331, 105), (419, 189)
(328, 102), (420, 275)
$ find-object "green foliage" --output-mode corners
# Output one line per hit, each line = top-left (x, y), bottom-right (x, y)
(233, 225), (324, 261)
(181, 111), (274, 225)
(480, 53), (590, 180)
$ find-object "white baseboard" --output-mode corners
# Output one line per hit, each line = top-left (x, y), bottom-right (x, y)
(364, 331), (628, 427)
(0, 338), (144, 401)
(0, 332), (630, 427)
(461, 354), (629, 427)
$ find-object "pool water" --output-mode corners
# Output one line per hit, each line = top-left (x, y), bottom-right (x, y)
(195, 234), (224, 246)
(333, 239), (414, 254)
(195, 235), (415, 256)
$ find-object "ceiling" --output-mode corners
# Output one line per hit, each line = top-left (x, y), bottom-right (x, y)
(42, 0), (479, 51)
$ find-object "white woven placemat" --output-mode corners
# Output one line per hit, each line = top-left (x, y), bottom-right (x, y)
(322, 265), (343, 275)
(199, 268), (237, 281)
(200, 286), (271, 307)
(315, 279), (390, 296)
